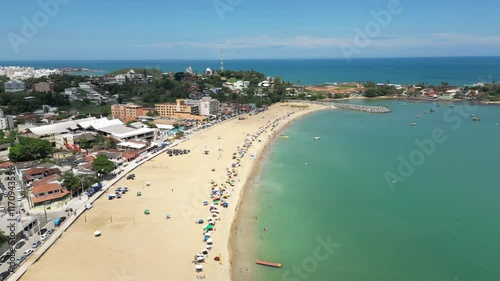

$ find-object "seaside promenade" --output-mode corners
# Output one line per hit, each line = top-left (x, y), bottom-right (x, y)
(15, 103), (326, 281)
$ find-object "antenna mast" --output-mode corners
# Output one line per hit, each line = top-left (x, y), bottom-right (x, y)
(220, 48), (224, 72)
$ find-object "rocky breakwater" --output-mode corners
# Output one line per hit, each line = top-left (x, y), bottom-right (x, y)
(332, 103), (391, 113)
(287, 100), (390, 113)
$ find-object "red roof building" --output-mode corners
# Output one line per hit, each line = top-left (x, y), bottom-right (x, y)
(31, 183), (69, 206)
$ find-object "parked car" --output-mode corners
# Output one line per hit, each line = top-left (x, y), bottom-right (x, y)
(23, 249), (33, 256)
(85, 203), (93, 210)
(40, 233), (49, 241)
(0, 206), (4, 212)
(0, 271), (10, 281)
(32, 241), (41, 248)
(47, 229), (55, 234)
(54, 216), (67, 227)
(0, 253), (12, 264)
(15, 240), (25, 249)
(15, 255), (26, 266)
(38, 228), (47, 235)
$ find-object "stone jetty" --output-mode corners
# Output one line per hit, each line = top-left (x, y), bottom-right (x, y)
(288, 100), (391, 113)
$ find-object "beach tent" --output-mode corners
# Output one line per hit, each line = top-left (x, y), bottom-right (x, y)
(204, 225), (214, 231)
(196, 265), (203, 271)
(206, 238), (213, 245)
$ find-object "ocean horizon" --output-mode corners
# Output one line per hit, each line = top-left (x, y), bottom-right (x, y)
(1, 56), (499, 86)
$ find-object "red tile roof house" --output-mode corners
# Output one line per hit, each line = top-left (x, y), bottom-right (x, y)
(23, 167), (62, 183)
(30, 183), (70, 206)
(32, 174), (61, 187)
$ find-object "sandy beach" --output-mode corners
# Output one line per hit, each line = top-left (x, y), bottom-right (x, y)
(19, 103), (325, 281)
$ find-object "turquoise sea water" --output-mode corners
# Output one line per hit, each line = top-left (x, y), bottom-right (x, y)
(1, 57), (499, 86)
(240, 100), (500, 281)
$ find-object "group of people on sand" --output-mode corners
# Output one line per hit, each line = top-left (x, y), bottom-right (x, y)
(191, 110), (300, 277)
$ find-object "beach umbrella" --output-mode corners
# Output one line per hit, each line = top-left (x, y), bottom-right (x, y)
(206, 238), (213, 244)
(197, 253), (204, 257)
(197, 257), (205, 261)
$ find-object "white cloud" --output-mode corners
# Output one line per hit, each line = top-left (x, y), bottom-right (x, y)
(130, 33), (500, 51)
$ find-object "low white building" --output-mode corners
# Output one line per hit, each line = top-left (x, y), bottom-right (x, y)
(116, 74), (126, 85)
(442, 89), (458, 99)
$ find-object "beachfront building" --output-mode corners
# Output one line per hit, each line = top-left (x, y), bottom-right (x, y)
(155, 99), (205, 120)
(184, 97), (220, 117)
(26, 116), (155, 144)
(30, 183), (70, 207)
(442, 89), (457, 99)
(111, 103), (152, 123)
(4, 80), (25, 92)
(115, 74), (126, 85)
(32, 82), (54, 93)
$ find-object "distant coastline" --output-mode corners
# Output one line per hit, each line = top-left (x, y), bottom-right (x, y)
(1, 56), (499, 86)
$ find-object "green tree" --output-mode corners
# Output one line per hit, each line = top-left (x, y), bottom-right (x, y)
(363, 89), (379, 98)
(8, 137), (54, 162)
(92, 155), (115, 175)
(61, 173), (81, 195)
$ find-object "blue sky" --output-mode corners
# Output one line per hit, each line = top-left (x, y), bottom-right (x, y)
(0, 0), (499, 60)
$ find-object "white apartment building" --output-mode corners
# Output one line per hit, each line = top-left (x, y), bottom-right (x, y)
(185, 97), (220, 117)
(0, 109), (15, 130)
(115, 74), (126, 85)
(4, 80), (25, 92)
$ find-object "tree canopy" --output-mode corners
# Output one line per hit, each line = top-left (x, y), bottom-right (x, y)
(92, 154), (115, 174)
(8, 137), (53, 162)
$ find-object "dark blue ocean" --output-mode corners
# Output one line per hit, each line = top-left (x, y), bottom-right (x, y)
(1, 57), (499, 86)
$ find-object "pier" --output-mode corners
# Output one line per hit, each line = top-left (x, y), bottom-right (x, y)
(256, 260), (282, 268)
